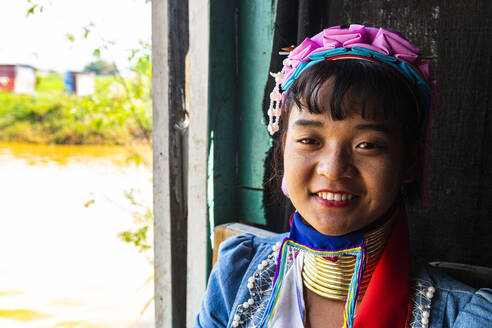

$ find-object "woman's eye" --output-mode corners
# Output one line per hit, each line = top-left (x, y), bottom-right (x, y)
(356, 142), (381, 150)
(297, 138), (319, 145)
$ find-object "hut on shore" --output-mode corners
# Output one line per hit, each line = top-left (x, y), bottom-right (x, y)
(0, 64), (36, 94)
(63, 71), (95, 96)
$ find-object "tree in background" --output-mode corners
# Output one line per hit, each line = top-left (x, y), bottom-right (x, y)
(0, 0), (153, 145)
(84, 59), (117, 75)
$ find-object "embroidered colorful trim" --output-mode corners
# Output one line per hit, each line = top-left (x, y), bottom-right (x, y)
(258, 239), (366, 328)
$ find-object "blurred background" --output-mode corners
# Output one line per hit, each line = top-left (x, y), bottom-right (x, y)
(0, 1), (154, 327)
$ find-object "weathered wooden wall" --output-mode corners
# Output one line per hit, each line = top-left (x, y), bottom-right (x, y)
(263, 0), (492, 267)
(152, 0), (173, 326)
(168, 0), (189, 327)
(186, 0), (210, 326)
(153, 0), (189, 327)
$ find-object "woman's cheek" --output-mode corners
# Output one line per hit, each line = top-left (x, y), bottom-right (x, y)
(285, 150), (313, 190)
(359, 159), (402, 196)
(285, 146), (310, 167)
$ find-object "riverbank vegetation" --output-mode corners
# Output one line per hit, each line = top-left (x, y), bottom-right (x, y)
(8, 1), (155, 280)
(0, 69), (151, 145)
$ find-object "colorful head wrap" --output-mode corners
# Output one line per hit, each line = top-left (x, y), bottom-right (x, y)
(267, 24), (438, 137)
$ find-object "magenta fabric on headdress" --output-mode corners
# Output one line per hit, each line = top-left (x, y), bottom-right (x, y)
(280, 24), (436, 97)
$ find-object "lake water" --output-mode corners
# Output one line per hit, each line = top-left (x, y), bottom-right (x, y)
(0, 143), (154, 328)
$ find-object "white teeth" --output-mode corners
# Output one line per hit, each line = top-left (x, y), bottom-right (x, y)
(317, 192), (354, 202)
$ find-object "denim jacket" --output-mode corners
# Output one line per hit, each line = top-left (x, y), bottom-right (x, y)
(195, 233), (492, 328)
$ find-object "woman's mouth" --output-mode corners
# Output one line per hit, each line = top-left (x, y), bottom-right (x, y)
(316, 191), (355, 201)
(314, 191), (359, 207)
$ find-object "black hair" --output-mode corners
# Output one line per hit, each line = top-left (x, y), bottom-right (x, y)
(283, 59), (420, 143)
(271, 59), (422, 202)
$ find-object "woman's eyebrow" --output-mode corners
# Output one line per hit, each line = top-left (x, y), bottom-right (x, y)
(292, 119), (324, 128)
(355, 123), (390, 134)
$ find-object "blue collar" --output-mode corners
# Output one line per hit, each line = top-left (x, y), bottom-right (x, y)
(288, 211), (364, 251)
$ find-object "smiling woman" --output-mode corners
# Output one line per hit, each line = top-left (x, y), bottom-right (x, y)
(195, 25), (492, 328)
(282, 65), (417, 237)
(284, 108), (409, 236)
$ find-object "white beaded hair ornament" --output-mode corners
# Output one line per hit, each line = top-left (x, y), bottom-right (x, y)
(267, 72), (284, 135)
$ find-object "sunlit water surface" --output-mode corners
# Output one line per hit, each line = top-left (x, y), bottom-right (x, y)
(0, 143), (154, 328)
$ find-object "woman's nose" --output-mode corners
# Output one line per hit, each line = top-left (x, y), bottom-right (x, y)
(316, 147), (355, 180)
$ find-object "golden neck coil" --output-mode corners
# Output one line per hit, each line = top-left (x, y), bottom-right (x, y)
(301, 217), (394, 301)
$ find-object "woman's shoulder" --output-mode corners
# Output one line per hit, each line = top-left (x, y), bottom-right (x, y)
(213, 232), (287, 286)
(412, 264), (492, 327)
(217, 232), (286, 261)
(195, 232), (287, 328)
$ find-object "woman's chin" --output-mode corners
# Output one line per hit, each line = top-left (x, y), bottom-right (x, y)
(307, 216), (362, 236)
(293, 194), (387, 236)
(303, 209), (379, 237)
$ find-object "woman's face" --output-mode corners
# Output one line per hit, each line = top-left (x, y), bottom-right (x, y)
(283, 92), (415, 236)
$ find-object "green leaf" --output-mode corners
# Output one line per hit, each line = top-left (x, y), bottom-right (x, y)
(26, 4), (37, 16)
(83, 27), (91, 39)
(66, 33), (75, 42)
(93, 48), (101, 57)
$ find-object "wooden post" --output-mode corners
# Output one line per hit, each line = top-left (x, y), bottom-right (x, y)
(153, 0), (189, 327)
(168, 0), (189, 327)
(152, 0), (172, 326)
(186, 0), (210, 325)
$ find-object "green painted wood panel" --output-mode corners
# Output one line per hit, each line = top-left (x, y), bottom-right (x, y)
(237, 0), (277, 224)
(208, 0), (277, 227)
(208, 0), (239, 227)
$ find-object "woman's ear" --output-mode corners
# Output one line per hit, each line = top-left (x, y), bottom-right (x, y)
(402, 141), (423, 184)
(281, 132), (290, 198)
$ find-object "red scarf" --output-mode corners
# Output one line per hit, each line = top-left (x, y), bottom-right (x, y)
(354, 209), (412, 327)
